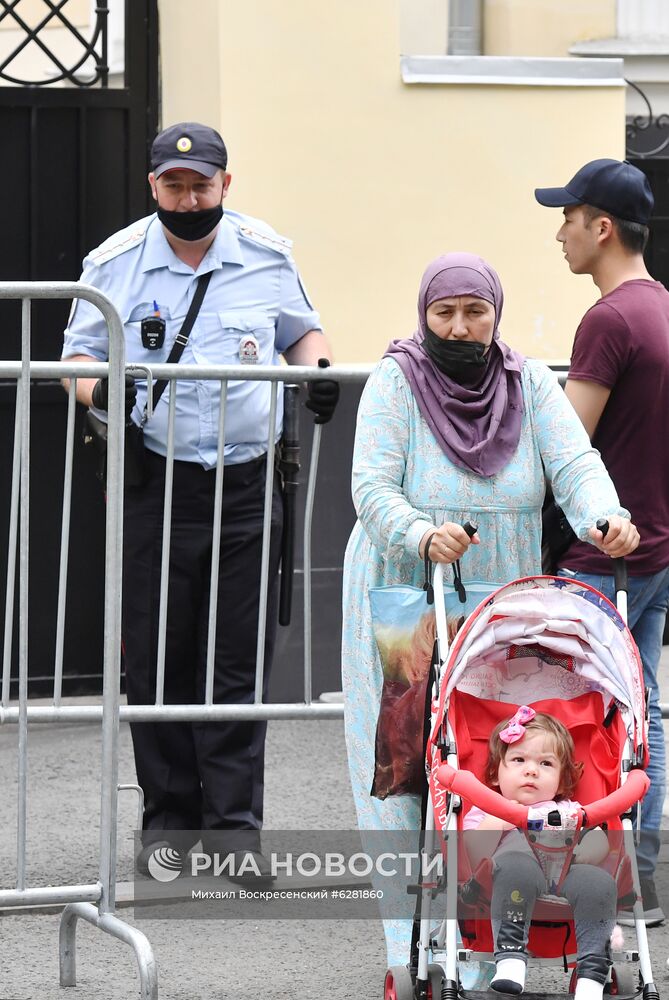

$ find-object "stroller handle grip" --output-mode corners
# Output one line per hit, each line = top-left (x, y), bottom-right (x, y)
(436, 763), (528, 826)
(582, 768), (650, 826)
(435, 762), (649, 828)
(596, 518), (628, 594)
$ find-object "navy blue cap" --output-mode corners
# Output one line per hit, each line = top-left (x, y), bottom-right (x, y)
(534, 158), (654, 225)
(151, 122), (227, 178)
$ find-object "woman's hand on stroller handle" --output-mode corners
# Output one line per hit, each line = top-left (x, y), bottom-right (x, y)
(589, 515), (639, 559)
(419, 521), (479, 562)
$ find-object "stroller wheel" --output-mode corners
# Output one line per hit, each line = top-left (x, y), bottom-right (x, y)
(384, 966), (414, 1000)
(383, 964), (446, 1000)
(428, 963), (445, 999)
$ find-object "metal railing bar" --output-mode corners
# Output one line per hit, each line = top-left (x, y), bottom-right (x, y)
(95, 290), (126, 916)
(16, 298), (31, 892)
(302, 425), (323, 705)
(0, 884), (102, 907)
(154, 388), (178, 707)
(59, 903), (157, 997)
(53, 379), (77, 705)
(204, 379), (228, 706)
(126, 363), (154, 420)
(254, 381), (279, 703)
(0, 282), (129, 301)
(49, 361), (372, 381)
(0, 360), (375, 391)
(0, 703), (345, 724)
(13, 695), (667, 724)
(117, 783), (144, 832)
(2, 383), (21, 708)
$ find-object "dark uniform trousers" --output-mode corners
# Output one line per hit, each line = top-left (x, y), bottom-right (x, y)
(122, 447), (283, 852)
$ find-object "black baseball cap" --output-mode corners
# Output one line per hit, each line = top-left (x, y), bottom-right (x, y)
(151, 122), (228, 178)
(534, 158), (653, 225)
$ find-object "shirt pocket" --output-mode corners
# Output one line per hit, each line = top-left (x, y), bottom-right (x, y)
(202, 311), (276, 364)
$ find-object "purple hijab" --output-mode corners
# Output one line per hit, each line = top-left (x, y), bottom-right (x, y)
(385, 253), (525, 477)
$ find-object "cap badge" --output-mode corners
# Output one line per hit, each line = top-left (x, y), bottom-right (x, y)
(239, 334), (260, 365)
(176, 136), (192, 153)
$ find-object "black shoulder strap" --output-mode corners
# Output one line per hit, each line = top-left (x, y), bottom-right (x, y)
(145, 270), (213, 417)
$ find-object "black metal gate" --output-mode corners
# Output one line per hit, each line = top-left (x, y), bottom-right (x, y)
(629, 154), (669, 292)
(626, 83), (669, 290)
(626, 94), (669, 643)
(0, 0), (159, 693)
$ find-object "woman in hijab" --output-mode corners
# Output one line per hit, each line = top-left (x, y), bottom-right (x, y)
(341, 253), (638, 968)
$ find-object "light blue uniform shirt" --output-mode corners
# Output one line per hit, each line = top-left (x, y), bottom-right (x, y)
(62, 210), (322, 468)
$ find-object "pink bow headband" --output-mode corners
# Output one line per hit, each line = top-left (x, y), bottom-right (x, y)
(499, 705), (536, 744)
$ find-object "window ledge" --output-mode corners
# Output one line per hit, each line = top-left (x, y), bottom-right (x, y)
(571, 38), (669, 57)
(400, 55), (625, 87)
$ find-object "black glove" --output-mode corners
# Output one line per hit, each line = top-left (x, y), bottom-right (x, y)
(305, 358), (339, 425)
(91, 375), (137, 422)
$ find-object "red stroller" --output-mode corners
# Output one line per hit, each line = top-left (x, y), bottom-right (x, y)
(384, 561), (658, 1000)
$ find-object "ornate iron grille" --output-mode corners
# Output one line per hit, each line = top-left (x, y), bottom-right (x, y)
(0, 0), (109, 87)
(626, 79), (669, 159)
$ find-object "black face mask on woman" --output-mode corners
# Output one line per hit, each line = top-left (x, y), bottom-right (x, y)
(157, 204), (223, 242)
(422, 328), (489, 384)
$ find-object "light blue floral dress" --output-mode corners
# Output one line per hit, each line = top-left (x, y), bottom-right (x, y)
(341, 357), (627, 968)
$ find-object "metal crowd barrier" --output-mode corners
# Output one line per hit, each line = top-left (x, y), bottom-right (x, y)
(0, 362), (367, 728)
(0, 282), (369, 998)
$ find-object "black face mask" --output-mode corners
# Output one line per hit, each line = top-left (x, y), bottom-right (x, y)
(422, 328), (489, 384)
(157, 204), (223, 242)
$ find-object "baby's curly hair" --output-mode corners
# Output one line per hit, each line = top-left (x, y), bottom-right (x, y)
(484, 712), (584, 800)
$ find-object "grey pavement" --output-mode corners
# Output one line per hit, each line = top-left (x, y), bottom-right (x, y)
(2, 653), (669, 999)
(0, 712), (388, 999)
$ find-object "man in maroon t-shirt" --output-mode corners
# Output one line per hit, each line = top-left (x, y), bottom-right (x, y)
(536, 159), (669, 926)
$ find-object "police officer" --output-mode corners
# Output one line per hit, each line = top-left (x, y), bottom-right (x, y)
(62, 122), (338, 877)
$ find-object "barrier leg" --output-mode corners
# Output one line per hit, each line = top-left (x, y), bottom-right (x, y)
(59, 901), (158, 999)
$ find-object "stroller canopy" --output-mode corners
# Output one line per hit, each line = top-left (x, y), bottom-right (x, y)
(434, 576), (646, 756)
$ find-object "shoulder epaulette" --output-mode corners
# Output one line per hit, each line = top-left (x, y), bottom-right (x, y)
(88, 219), (151, 266)
(237, 222), (293, 256)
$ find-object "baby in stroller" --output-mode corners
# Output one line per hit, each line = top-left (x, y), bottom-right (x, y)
(464, 707), (616, 1000)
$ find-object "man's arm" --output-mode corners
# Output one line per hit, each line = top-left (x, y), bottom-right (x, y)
(564, 376), (638, 555)
(564, 378), (611, 440)
(283, 330), (338, 424)
(282, 329), (333, 366)
(61, 354), (101, 407)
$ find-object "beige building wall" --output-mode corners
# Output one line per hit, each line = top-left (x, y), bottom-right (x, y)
(484, 0), (616, 57)
(158, 0), (624, 364)
(158, 0), (222, 126)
